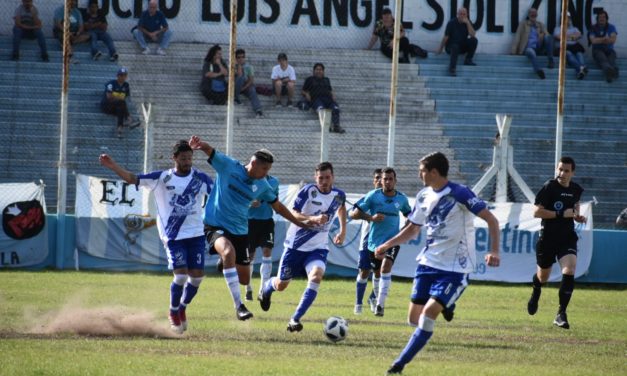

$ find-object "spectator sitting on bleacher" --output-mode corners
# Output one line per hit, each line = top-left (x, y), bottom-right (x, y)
(436, 7), (478, 77)
(11, 0), (48, 62)
(83, 0), (118, 61)
(53, 0), (89, 63)
(200, 45), (228, 105)
(132, 0), (172, 56)
(367, 8), (427, 64)
(588, 10), (619, 83)
(511, 7), (555, 80)
(553, 12), (587, 80)
(101, 67), (140, 139)
(234, 49), (264, 118)
(616, 208), (627, 229)
(302, 63), (345, 134)
(271, 53), (297, 107)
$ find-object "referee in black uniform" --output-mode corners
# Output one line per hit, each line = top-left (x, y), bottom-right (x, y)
(527, 156), (587, 329)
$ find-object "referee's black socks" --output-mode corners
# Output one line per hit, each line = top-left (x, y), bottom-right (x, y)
(558, 274), (575, 313)
(532, 273), (543, 290)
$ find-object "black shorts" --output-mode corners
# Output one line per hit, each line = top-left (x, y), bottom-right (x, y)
(248, 218), (275, 251)
(204, 225), (251, 266)
(535, 231), (578, 269)
(369, 245), (400, 270)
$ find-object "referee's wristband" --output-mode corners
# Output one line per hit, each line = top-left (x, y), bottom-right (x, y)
(555, 210), (563, 218)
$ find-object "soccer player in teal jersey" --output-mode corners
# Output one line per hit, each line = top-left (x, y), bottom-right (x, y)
(244, 175), (280, 301)
(189, 135), (306, 321)
(350, 167), (411, 317)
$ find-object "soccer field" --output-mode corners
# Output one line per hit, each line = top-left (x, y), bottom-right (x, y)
(0, 271), (625, 376)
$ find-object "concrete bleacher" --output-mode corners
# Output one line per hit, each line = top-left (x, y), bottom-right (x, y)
(418, 54), (627, 225)
(1, 37), (625, 226)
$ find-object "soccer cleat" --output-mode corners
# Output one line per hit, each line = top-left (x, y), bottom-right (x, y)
(236, 304), (254, 321)
(286, 318), (303, 332)
(354, 304), (363, 315)
(169, 311), (184, 334)
(375, 305), (384, 317)
(275, 101), (282, 107)
(463, 59), (476, 66)
(245, 290), (253, 301)
(442, 308), (454, 322)
(179, 306), (188, 331)
(368, 296), (377, 313)
(258, 291), (272, 312)
(387, 364), (404, 374)
(527, 288), (541, 315)
(553, 312), (570, 329)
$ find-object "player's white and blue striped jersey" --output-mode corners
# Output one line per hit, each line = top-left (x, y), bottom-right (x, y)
(248, 175), (280, 220)
(408, 181), (486, 274)
(137, 168), (213, 244)
(203, 150), (278, 235)
(284, 183), (346, 252)
(356, 188), (412, 252)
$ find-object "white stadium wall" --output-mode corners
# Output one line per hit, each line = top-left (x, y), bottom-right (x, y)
(1, 0), (624, 55)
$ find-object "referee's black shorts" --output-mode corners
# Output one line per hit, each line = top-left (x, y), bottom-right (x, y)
(535, 231), (578, 269)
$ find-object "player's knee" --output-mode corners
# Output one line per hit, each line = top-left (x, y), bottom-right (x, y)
(172, 274), (187, 286)
(188, 276), (204, 287)
(407, 317), (418, 327)
(276, 280), (289, 291)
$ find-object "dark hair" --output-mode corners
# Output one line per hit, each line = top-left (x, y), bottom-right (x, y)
(382, 167), (396, 178)
(204, 44), (221, 62)
(277, 52), (287, 61)
(596, 10), (609, 21)
(313, 63), (325, 72)
(382, 8), (392, 15)
(172, 140), (193, 157)
(253, 149), (274, 164)
(559, 156), (576, 171)
(420, 152), (449, 177)
(89, 0), (99, 6)
(373, 168), (383, 175)
(316, 162), (334, 174)
(235, 48), (245, 57)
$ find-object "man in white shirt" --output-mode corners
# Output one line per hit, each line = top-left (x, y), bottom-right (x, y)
(271, 52), (296, 107)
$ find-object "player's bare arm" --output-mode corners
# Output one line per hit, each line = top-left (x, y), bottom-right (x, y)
(271, 201), (310, 228)
(477, 208), (500, 267)
(374, 222), (421, 259)
(99, 154), (138, 185)
(333, 204), (347, 246)
(349, 207), (384, 222)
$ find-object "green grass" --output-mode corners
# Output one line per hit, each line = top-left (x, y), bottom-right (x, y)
(0, 271), (625, 376)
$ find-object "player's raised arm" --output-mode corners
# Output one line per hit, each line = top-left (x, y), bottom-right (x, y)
(99, 154), (138, 185)
(477, 208), (500, 267)
(188, 135), (214, 157)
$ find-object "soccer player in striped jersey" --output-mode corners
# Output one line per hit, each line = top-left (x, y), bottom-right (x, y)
(258, 162), (347, 332)
(244, 175), (280, 301)
(350, 167), (411, 317)
(189, 135), (306, 321)
(375, 152), (501, 375)
(99, 140), (213, 334)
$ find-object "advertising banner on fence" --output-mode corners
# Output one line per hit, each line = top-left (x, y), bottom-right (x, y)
(75, 174), (166, 265)
(0, 182), (48, 268)
(75, 174), (593, 282)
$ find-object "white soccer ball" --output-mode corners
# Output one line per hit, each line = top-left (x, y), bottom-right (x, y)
(323, 316), (348, 342)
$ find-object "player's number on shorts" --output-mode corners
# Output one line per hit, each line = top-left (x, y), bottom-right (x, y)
(444, 283), (452, 295)
(197, 254), (202, 264)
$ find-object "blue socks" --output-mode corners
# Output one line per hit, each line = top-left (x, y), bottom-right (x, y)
(394, 315), (435, 367)
(293, 281), (320, 321)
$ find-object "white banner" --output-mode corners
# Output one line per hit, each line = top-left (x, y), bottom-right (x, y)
(323, 201), (594, 283)
(75, 174), (166, 264)
(0, 182), (48, 267)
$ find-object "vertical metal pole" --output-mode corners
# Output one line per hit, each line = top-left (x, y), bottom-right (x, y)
(225, 0), (238, 155)
(142, 103), (152, 173)
(386, 0), (403, 167)
(56, 0), (71, 269)
(555, 0), (569, 168)
(319, 110), (331, 162)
